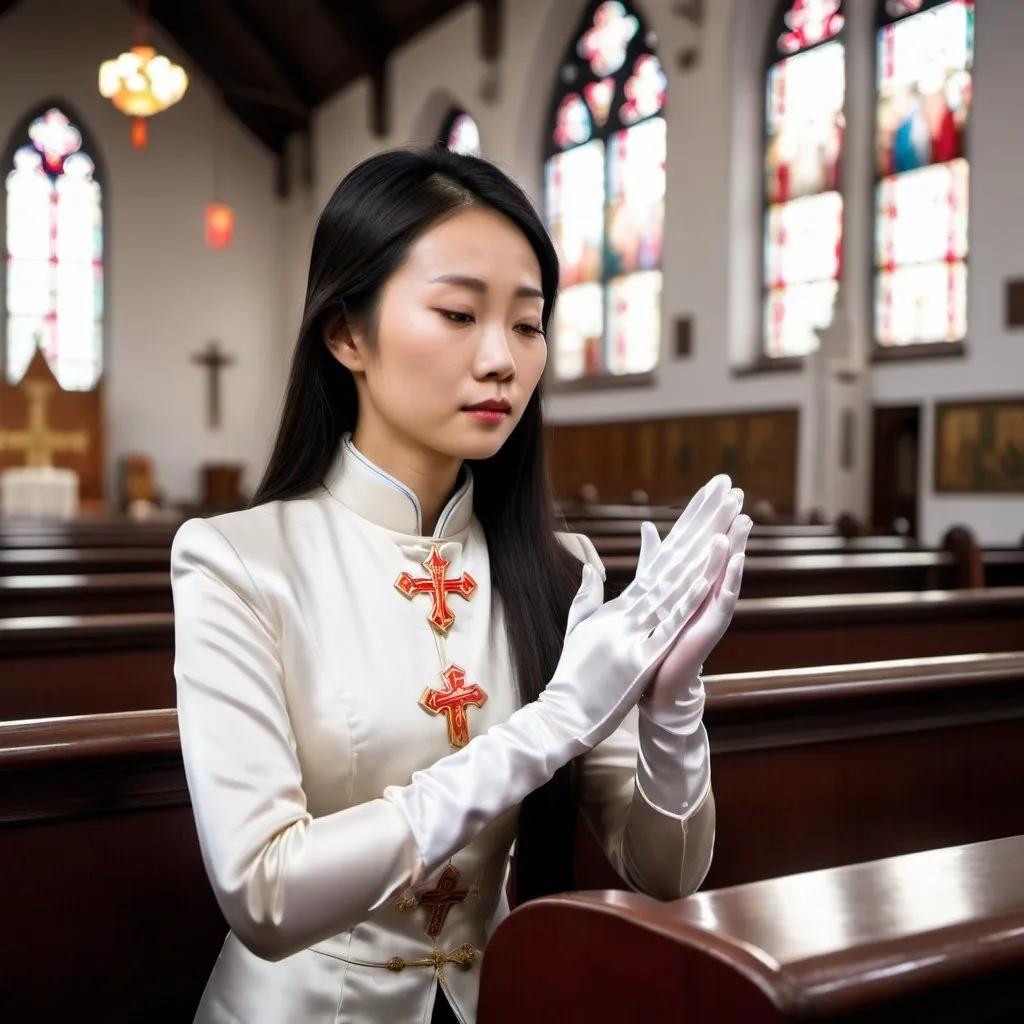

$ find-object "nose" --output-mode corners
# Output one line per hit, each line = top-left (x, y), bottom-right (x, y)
(473, 323), (516, 382)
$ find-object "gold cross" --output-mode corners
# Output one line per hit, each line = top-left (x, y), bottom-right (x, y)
(0, 380), (89, 467)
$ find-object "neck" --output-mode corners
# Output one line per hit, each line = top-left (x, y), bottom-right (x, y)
(350, 426), (462, 535)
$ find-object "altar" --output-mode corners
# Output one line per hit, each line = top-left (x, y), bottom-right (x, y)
(0, 350), (98, 518)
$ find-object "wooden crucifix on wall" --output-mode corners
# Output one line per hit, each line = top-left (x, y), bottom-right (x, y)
(191, 340), (236, 429)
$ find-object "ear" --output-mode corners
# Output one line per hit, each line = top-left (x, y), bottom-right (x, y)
(324, 314), (366, 373)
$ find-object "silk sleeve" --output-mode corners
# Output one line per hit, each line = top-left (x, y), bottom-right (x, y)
(171, 517), (417, 962)
(558, 531), (717, 901)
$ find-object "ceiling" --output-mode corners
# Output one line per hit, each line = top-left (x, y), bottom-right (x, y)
(0, 0), (502, 184)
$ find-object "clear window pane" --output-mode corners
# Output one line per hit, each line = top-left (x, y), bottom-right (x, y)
(554, 282), (604, 380)
(876, 260), (967, 346)
(765, 191), (843, 288)
(606, 118), (665, 278)
(876, 157), (968, 269)
(5, 314), (45, 384)
(606, 270), (661, 375)
(764, 278), (839, 358)
(545, 141), (606, 289)
(6, 148), (53, 260)
(55, 162), (101, 262)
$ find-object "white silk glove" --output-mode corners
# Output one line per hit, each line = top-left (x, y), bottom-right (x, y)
(635, 507), (752, 818)
(384, 496), (734, 879)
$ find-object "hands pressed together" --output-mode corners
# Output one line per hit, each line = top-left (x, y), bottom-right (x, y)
(385, 476), (751, 876)
(537, 474), (751, 759)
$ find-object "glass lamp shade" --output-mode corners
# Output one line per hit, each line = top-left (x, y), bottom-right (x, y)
(99, 45), (188, 147)
(205, 202), (235, 248)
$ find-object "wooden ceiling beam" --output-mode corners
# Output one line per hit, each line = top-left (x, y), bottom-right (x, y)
(142, 0), (308, 152)
(319, 0), (397, 137)
(222, 0), (317, 111)
(319, 0), (393, 68)
(478, 0), (502, 62)
(391, 0), (471, 50)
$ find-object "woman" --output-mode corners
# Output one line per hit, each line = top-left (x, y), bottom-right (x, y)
(172, 146), (750, 1024)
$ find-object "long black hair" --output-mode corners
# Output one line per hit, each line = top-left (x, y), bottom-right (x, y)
(252, 146), (584, 902)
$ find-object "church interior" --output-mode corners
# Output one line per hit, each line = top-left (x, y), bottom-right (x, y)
(1, 0), (1023, 1019)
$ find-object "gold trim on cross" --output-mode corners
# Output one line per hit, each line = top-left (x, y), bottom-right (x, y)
(420, 665), (487, 749)
(395, 544), (476, 635)
(419, 865), (471, 940)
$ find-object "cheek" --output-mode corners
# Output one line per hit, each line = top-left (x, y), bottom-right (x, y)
(375, 307), (463, 386)
(516, 340), (548, 389)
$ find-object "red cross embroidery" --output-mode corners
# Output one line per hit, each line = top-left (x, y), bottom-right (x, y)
(420, 665), (487, 749)
(419, 865), (470, 940)
(395, 545), (477, 636)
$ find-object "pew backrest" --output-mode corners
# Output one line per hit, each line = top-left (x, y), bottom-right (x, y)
(0, 572), (172, 617)
(0, 710), (225, 1020)
(0, 546), (171, 575)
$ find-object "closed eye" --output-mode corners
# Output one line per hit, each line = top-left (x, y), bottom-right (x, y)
(439, 309), (475, 325)
(515, 323), (546, 338)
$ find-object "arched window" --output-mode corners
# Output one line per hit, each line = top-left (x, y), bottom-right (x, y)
(544, 0), (666, 382)
(762, 1), (846, 358)
(875, 0), (973, 349)
(440, 107), (482, 157)
(2, 105), (104, 391)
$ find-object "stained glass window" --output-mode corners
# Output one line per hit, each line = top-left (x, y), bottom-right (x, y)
(544, 0), (666, 381)
(763, 1), (846, 358)
(3, 106), (103, 390)
(875, 0), (972, 347)
(440, 108), (482, 157)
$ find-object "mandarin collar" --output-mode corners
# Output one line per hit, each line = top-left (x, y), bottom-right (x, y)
(323, 434), (474, 539)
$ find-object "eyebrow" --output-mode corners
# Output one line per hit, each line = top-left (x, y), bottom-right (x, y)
(429, 273), (544, 301)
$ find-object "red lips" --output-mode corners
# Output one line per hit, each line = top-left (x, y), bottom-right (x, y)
(463, 399), (511, 413)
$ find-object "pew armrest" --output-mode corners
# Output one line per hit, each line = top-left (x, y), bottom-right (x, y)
(478, 836), (1024, 1022)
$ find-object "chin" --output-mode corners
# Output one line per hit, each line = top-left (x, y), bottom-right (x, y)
(442, 421), (516, 463)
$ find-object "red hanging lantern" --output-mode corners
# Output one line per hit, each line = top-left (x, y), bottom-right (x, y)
(205, 202), (235, 248)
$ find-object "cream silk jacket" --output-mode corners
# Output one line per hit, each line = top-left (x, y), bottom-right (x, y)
(171, 437), (712, 1024)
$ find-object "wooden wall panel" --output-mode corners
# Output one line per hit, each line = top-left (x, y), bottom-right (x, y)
(547, 409), (798, 512)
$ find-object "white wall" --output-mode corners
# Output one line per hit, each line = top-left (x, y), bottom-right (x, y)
(294, 0), (1022, 542)
(0, 0), (283, 503)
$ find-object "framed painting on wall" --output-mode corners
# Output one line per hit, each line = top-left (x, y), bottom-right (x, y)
(934, 398), (1024, 493)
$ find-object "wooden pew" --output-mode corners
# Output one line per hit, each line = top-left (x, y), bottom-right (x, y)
(567, 516), (838, 539)
(589, 532), (917, 556)
(0, 518), (180, 549)
(481, 836), (1024, 1022)
(602, 537), (980, 598)
(576, 651), (1024, 893)
(984, 546), (1024, 588)
(706, 587), (1024, 673)
(0, 711), (225, 1023)
(0, 614), (175, 719)
(557, 502), (682, 523)
(5, 588), (1024, 719)
(0, 545), (171, 575)
(0, 572), (172, 618)
(8, 651), (1022, 1022)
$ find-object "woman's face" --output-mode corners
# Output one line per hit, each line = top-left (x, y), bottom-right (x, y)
(328, 205), (549, 466)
